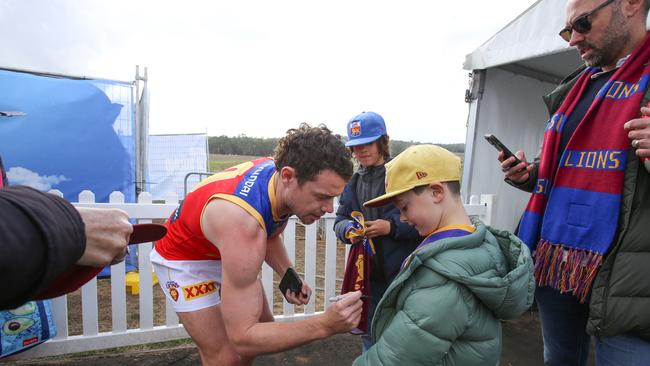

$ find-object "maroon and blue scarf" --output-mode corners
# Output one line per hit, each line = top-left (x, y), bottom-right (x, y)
(518, 33), (650, 303)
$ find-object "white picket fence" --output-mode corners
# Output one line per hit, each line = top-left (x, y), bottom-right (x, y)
(14, 190), (495, 359)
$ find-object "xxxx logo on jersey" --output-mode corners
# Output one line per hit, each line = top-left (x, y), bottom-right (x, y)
(182, 281), (219, 301)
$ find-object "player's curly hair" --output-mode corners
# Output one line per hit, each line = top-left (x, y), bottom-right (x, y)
(274, 123), (353, 184)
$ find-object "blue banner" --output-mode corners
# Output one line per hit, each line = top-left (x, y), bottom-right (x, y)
(0, 69), (136, 202)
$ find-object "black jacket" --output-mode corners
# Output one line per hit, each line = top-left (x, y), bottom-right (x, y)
(0, 157), (86, 310)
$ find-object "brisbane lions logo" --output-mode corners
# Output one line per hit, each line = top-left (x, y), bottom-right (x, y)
(349, 121), (362, 137)
(165, 281), (180, 302)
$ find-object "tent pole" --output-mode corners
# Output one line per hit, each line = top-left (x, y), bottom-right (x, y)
(461, 70), (485, 203)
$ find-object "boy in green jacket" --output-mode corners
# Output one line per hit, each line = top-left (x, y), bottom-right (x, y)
(353, 144), (535, 366)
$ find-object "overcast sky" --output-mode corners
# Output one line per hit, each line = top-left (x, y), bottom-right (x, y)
(0, 0), (538, 143)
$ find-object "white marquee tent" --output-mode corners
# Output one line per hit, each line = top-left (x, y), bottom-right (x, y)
(462, 0), (649, 231)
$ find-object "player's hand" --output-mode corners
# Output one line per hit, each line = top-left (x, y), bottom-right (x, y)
(76, 207), (132, 267)
(364, 219), (390, 238)
(498, 150), (534, 183)
(320, 291), (363, 335)
(284, 281), (312, 305)
(624, 106), (650, 159)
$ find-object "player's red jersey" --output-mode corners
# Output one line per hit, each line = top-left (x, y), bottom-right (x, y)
(155, 157), (288, 260)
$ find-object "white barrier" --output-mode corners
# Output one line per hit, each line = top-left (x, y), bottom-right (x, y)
(15, 191), (494, 359)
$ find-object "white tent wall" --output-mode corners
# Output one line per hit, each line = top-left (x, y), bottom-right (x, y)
(463, 68), (557, 231)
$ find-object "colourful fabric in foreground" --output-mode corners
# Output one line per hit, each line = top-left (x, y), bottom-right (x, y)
(518, 32), (650, 303)
(341, 211), (374, 334)
(0, 301), (56, 358)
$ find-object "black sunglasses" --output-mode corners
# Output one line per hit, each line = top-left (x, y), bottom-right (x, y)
(559, 0), (616, 42)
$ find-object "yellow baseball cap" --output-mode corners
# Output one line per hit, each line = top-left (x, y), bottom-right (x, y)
(364, 144), (461, 208)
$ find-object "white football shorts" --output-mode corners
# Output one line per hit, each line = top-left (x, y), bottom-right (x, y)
(150, 248), (222, 312)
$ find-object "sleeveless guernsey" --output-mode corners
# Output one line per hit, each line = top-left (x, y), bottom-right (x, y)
(155, 157), (288, 260)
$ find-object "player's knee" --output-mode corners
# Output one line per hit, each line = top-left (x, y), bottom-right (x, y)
(229, 338), (253, 358)
(197, 345), (240, 366)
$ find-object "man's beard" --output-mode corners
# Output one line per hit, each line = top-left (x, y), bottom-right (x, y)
(579, 9), (630, 68)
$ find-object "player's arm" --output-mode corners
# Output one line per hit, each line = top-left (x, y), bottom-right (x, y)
(265, 234), (311, 304)
(202, 199), (363, 357)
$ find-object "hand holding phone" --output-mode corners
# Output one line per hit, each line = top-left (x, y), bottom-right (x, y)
(484, 134), (522, 166)
(279, 267), (303, 299)
(485, 133), (521, 166)
(485, 133), (533, 183)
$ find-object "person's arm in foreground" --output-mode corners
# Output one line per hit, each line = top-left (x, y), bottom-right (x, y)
(202, 199), (363, 357)
(0, 187), (131, 309)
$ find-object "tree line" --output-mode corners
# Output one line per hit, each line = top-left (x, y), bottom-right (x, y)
(208, 135), (464, 157)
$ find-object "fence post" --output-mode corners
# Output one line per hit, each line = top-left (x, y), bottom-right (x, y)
(262, 263), (274, 310)
(137, 192), (154, 330)
(79, 190), (99, 336)
(163, 193), (180, 327)
(469, 194), (479, 205)
(47, 189), (64, 197)
(304, 224), (317, 314)
(109, 191), (128, 333)
(324, 215), (337, 309)
(480, 194), (495, 226)
(283, 219), (296, 316)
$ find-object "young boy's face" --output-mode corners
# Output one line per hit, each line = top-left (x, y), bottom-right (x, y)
(393, 186), (442, 236)
(351, 141), (384, 167)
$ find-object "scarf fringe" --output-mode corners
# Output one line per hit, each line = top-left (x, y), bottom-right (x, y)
(533, 240), (603, 303)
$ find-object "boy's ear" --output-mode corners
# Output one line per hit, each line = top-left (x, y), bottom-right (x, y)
(429, 183), (445, 203)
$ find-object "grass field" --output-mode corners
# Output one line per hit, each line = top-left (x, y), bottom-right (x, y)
(208, 154), (260, 172)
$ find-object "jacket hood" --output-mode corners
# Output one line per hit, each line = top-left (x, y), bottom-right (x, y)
(407, 219), (534, 319)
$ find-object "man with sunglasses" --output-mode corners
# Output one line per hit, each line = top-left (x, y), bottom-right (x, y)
(497, 0), (650, 365)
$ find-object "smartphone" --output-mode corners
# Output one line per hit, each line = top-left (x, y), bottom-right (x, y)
(279, 267), (303, 296)
(484, 134), (522, 166)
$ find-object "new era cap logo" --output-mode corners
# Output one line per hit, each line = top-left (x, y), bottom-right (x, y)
(416, 171), (428, 179)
